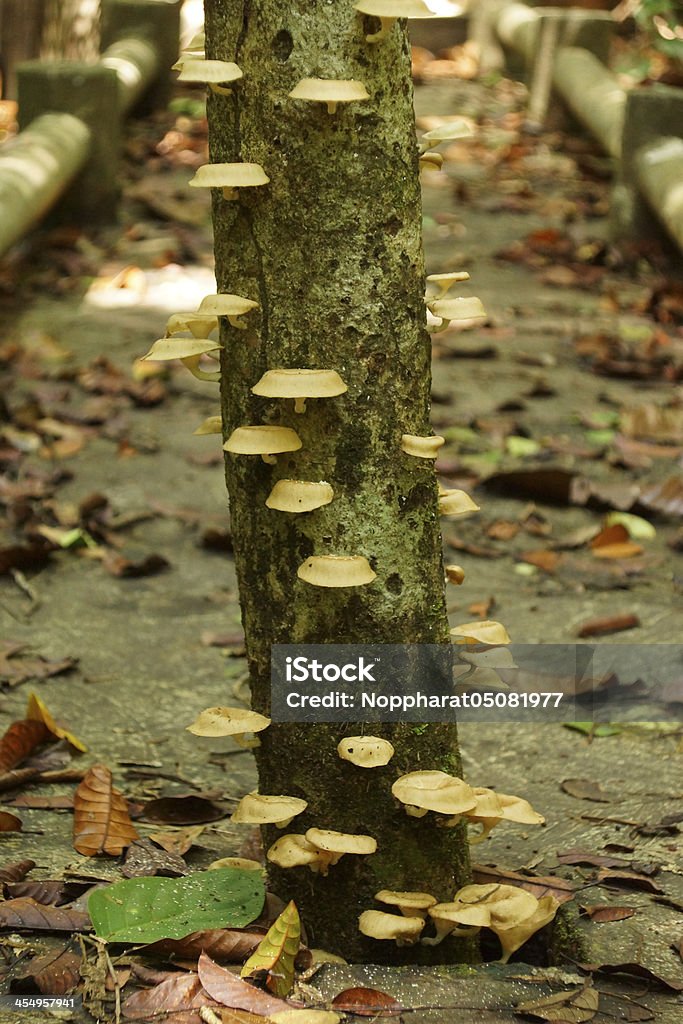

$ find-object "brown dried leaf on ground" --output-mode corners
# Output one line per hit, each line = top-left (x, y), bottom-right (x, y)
(0, 860), (35, 884)
(331, 986), (403, 1017)
(620, 404), (683, 443)
(0, 543), (53, 576)
(148, 825), (206, 856)
(6, 879), (92, 906)
(122, 971), (219, 1020)
(26, 692), (87, 752)
(144, 929), (265, 965)
(122, 838), (188, 878)
(197, 952), (291, 1016)
(0, 719), (50, 772)
(576, 614), (640, 638)
(139, 795), (227, 825)
(595, 869), (663, 894)
(102, 548), (170, 578)
(0, 810), (22, 831)
(639, 476), (683, 517)
(0, 643), (78, 687)
(472, 864), (575, 903)
(13, 944), (82, 994)
(561, 779), (611, 803)
(516, 983), (598, 1022)
(580, 905), (636, 923)
(0, 897), (90, 931)
(73, 763), (140, 856)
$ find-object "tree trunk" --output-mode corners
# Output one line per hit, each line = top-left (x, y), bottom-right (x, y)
(204, 0), (472, 961)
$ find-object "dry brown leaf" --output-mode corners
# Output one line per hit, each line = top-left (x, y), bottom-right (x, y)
(0, 810), (22, 831)
(516, 984), (598, 1022)
(122, 971), (219, 1020)
(122, 838), (188, 878)
(519, 550), (561, 573)
(139, 795), (226, 825)
(576, 614), (640, 638)
(595, 869), (663, 894)
(331, 986), (402, 1016)
(561, 779), (610, 803)
(16, 945), (82, 994)
(0, 859), (36, 884)
(148, 825), (206, 856)
(0, 897), (90, 931)
(0, 719), (50, 772)
(198, 952), (291, 1016)
(581, 905), (636, 923)
(145, 929), (265, 964)
(472, 863), (575, 903)
(73, 763), (140, 856)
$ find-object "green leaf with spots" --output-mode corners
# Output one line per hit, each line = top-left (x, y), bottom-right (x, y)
(88, 868), (265, 943)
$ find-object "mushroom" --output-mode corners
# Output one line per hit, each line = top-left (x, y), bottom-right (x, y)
(185, 706), (271, 748)
(305, 828), (377, 875)
(418, 151), (444, 172)
(375, 890), (437, 918)
(450, 620), (511, 645)
(445, 564), (465, 585)
(193, 414), (222, 435)
(426, 271), (470, 298)
(266, 480), (334, 513)
(465, 790), (544, 844)
(297, 555), (376, 588)
(231, 792), (308, 828)
(142, 336), (222, 382)
(427, 296), (487, 334)
(208, 857), (264, 872)
(251, 368), (348, 414)
(494, 894), (559, 963)
(353, 0), (434, 44)
(267, 834), (323, 872)
(188, 162), (270, 201)
(358, 909), (424, 945)
(197, 293), (259, 330)
(177, 58), (243, 95)
(420, 120), (474, 152)
(438, 489), (480, 517)
(166, 311), (219, 339)
(223, 425), (302, 465)
(423, 901), (487, 945)
(391, 770), (476, 819)
(288, 78), (369, 115)
(337, 735), (395, 768)
(423, 882), (539, 947)
(400, 434), (445, 458)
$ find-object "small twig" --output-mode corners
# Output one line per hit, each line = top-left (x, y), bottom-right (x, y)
(10, 569), (41, 614)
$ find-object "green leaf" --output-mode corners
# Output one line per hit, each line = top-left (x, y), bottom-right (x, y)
(506, 436), (541, 458)
(88, 868), (265, 943)
(605, 511), (656, 541)
(564, 722), (622, 738)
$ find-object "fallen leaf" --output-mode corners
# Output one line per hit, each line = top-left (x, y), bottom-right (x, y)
(0, 859), (36, 884)
(516, 984), (598, 1022)
(486, 520), (520, 540)
(13, 945), (81, 994)
(144, 929), (265, 964)
(73, 763), (140, 856)
(26, 692), (87, 752)
(580, 905), (636, 923)
(122, 971), (219, 1020)
(102, 548), (170, 577)
(596, 869), (663, 894)
(639, 476), (683, 517)
(198, 951), (290, 1016)
(0, 645), (77, 687)
(0, 897), (90, 931)
(584, 962), (682, 992)
(0, 810), (22, 831)
(519, 550), (561, 573)
(331, 986), (402, 1017)
(6, 879), (92, 905)
(561, 779), (610, 803)
(556, 850), (631, 869)
(0, 719), (50, 772)
(620, 404), (683, 443)
(148, 825), (206, 856)
(576, 614), (640, 638)
(241, 901), (300, 998)
(122, 838), (189, 878)
(139, 795), (226, 825)
(472, 864), (575, 903)
(0, 543), (52, 576)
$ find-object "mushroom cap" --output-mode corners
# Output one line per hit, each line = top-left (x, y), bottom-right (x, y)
(189, 163), (270, 189)
(400, 434), (445, 458)
(429, 297), (487, 321)
(358, 909), (424, 942)
(391, 771), (476, 816)
(445, 564), (466, 585)
(337, 735), (395, 768)
(266, 480), (334, 513)
(451, 883), (539, 930)
(165, 312), (218, 336)
(197, 293), (259, 317)
(186, 706), (271, 738)
(427, 271), (471, 285)
(468, 787), (505, 819)
(305, 828), (377, 856)
(193, 415), (223, 435)
(267, 834), (321, 869)
(438, 489), (480, 516)
(422, 120), (474, 144)
(297, 555), (377, 588)
(143, 337), (221, 361)
(223, 425), (302, 457)
(177, 59), (243, 84)
(252, 368), (347, 401)
(208, 857), (264, 872)
(494, 895), (559, 962)
(353, 0), (433, 17)
(231, 792), (308, 826)
(429, 898), (492, 930)
(289, 78), (369, 104)
(375, 890), (437, 912)
(450, 620), (512, 645)
(491, 793), (545, 825)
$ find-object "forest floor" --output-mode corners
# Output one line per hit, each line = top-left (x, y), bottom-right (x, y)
(0, 70), (681, 1023)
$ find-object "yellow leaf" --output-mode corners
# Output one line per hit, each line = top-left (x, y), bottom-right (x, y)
(26, 692), (88, 753)
(240, 900), (300, 998)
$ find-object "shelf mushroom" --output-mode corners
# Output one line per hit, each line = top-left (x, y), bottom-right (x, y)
(193, 414), (222, 435)
(251, 368), (348, 413)
(426, 271), (470, 298)
(142, 336), (222, 382)
(337, 735), (395, 768)
(166, 311), (218, 339)
(420, 119), (474, 152)
(177, 59), (243, 95)
(353, 0), (433, 44)
(266, 480), (334, 513)
(267, 834), (323, 872)
(427, 296), (487, 334)
(400, 434), (445, 458)
(223, 425), (302, 465)
(445, 564), (466, 585)
(231, 792), (308, 828)
(438, 488), (480, 517)
(391, 770), (476, 819)
(197, 293), (259, 330)
(297, 555), (376, 588)
(189, 162), (270, 201)
(305, 828), (377, 875)
(375, 890), (437, 918)
(464, 789), (544, 843)
(358, 909), (424, 945)
(419, 151), (444, 172)
(186, 706), (271, 748)
(288, 78), (369, 115)
(450, 620), (511, 645)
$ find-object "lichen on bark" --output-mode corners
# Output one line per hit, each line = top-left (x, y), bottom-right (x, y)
(203, 0), (472, 960)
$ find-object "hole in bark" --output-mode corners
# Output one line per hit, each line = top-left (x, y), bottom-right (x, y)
(272, 29), (293, 61)
(386, 573), (403, 595)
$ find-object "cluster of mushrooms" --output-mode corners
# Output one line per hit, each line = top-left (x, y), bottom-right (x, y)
(186, 704), (555, 956)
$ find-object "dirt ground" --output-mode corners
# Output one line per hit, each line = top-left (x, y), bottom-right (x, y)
(0, 74), (681, 1022)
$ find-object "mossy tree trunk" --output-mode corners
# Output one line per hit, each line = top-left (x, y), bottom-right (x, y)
(204, 0), (472, 960)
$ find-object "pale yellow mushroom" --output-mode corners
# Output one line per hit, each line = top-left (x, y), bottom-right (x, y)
(252, 368), (347, 413)
(186, 706), (270, 748)
(420, 120), (474, 152)
(337, 736), (395, 768)
(400, 434), (445, 458)
(177, 58), (243, 95)
(445, 564), (466, 585)
(450, 620), (511, 645)
(231, 792), (308, 829)
(197, 293), (259, 330)
(359, 909), (424, 945)
(305, 828), (377, 875)
(375, 889), (437, 918)
(141, 336), (222, 382)
(438, 489), (480, 517)
(391, 770), (476, 819)
(289, 78), (369, 115)
(353, 0), (433, 44)
(193, 415), (222, 435)
(266, 480), (334, 513)
(427, 296), (487, 334)
(297, 555), (376, 588)
(165, 311), (218, 339)
(267, 834), (324, 872)
(426, 271), (471, 298)
(464, 790), (544, 844)
(223, 425), (302, 465)
(189, 162), (269, 201)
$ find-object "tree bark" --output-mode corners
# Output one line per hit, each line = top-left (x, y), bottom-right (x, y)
(204, 0), (472, 961)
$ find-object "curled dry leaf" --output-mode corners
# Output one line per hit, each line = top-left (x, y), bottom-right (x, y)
(26, 691), (88, 752)
(122, 837), (188, 878)
(139, 795), (226, 825)
(73, 763), (140, 856)
(144, 928), (265, 964)
(581, 905), (636, 923)
(198, 952), (291, 1016)
(148, 824), (206, 855)
(15, 945), (82, 994)
(122, 971), (219, 1020)
(330, 987), (402, 1017)
(0, 810), (22, 831)
(516, 984), (599, 1022)
(0, 896), (90, 931)
(576, 614), (640, 638)
(0, 719), (50, 772)
(0, 859), (36, 884)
